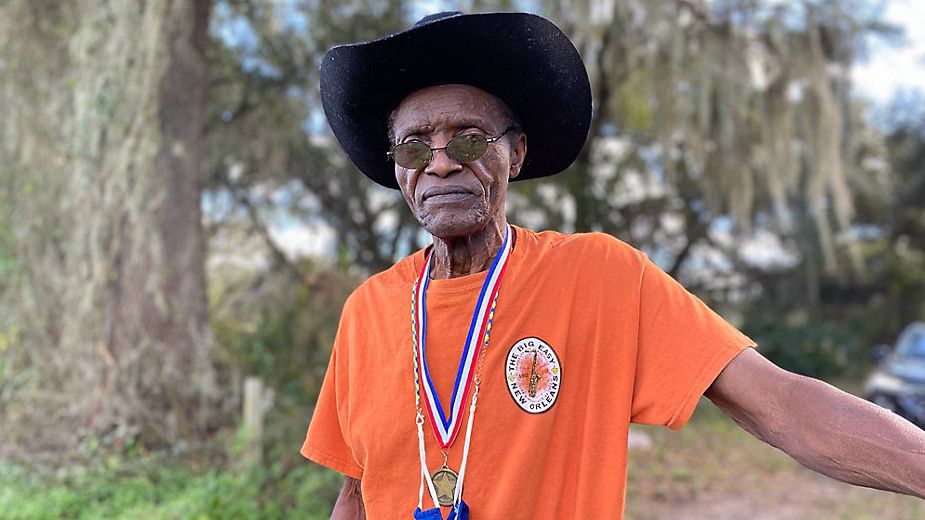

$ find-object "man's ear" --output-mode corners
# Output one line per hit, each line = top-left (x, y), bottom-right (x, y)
(509, 132), (528, 180)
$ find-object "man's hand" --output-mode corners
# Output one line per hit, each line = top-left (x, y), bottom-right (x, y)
(332, 476), (365, 520)
(706, 348), (925, 499)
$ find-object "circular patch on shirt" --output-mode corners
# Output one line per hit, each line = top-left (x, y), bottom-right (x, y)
(505, 337), (562, 413)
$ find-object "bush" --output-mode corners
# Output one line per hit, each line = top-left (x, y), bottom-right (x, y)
(0, 456), (342, 519)
(743, 321), (864, 379)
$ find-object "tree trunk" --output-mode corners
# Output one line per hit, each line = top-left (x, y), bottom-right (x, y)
(0, 0), (216, 453)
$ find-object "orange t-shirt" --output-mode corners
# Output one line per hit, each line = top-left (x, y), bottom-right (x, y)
(302, 226), (754, 518)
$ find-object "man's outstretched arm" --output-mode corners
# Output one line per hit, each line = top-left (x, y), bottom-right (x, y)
(705, 348), (925, 498)
(332, 476), (365, 520)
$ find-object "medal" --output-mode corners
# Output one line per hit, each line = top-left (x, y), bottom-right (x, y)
(410, 224), (513, 519)
(431, 464), (458, 507)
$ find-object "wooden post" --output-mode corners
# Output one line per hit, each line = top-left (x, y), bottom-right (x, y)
(242, 376), (265, 468)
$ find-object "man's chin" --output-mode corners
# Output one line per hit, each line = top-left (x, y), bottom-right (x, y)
(418, 213), (490, 241)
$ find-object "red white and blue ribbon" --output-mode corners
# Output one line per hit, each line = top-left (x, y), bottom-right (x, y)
(414, 224), (512, 448)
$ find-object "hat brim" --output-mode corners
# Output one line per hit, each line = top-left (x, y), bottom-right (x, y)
(319, 12), (592, 190)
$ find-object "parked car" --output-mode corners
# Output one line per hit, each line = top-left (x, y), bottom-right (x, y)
(864, 322), (925, 428)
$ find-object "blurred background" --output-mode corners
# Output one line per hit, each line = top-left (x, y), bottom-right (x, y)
(1, 0), (924, 518)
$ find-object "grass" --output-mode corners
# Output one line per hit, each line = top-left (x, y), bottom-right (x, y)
(0, 454), (342, 520)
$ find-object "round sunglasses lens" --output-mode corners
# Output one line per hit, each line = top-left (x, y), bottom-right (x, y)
(446, 134), (488, 162)
(392, 142), (431, 169)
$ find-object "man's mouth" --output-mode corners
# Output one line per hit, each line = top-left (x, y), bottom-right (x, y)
(421, 186), (475, 202)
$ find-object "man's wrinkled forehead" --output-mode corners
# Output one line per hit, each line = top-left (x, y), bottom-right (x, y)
(388, 84), (519, 140)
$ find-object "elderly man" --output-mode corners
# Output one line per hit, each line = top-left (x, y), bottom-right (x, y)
(302, 12), (925, 520)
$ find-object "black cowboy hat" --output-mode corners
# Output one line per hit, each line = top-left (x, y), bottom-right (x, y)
(319, 11), (592, 189)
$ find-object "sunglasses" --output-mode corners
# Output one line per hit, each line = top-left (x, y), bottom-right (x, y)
(387, 127), (515, 169)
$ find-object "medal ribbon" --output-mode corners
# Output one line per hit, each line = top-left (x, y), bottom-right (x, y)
(414, 224), (512, 448)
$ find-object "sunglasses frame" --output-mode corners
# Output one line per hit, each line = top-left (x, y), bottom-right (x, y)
(387, 127), (516, 169)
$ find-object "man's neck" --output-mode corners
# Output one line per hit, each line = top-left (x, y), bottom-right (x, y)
(429, 220), (510, 280)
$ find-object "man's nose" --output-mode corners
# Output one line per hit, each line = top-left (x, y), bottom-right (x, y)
(424, 147), (463, 177)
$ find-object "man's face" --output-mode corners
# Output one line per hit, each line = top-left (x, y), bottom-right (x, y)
(391, 84), (526, 240)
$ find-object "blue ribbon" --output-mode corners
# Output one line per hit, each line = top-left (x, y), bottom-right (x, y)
(413, 500), (469, 520)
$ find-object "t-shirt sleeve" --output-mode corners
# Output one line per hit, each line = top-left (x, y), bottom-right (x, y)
(301, 323), (364, 479)
(630, 257), (756, 429)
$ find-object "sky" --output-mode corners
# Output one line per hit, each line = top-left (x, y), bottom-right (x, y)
(852, 0), (925, 103)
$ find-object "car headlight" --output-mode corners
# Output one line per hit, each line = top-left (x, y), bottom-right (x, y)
(865, 372), (908, 394)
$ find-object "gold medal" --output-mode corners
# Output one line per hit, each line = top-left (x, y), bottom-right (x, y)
(430, 464), (459, 506)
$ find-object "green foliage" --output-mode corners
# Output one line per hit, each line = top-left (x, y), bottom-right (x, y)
(744, 322), (864, 379)
(615, 69), (654, 134)
(210, 260), (357, 406)
(0, 224), (14, 289)
(0, 457), (342, 520)
(207, 256), (358, 481)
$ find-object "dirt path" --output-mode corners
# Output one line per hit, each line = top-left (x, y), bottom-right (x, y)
(649, 468), (920, 520)
(625, 414), (923, 520)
